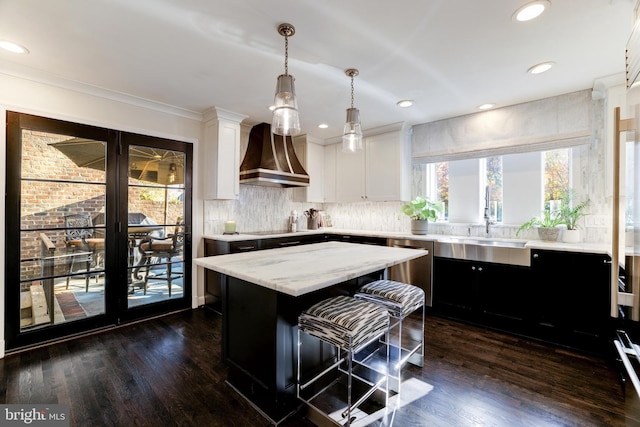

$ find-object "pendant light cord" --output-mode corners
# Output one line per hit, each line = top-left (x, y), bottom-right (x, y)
(350, 74), (355, 108)
(284, 34), (289, 76)
(277, 24), (295, 76)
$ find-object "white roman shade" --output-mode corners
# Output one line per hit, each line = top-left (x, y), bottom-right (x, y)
(412, 89), (593, 163)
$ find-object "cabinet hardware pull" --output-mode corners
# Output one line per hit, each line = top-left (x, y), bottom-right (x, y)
(280, 241), (301, 246)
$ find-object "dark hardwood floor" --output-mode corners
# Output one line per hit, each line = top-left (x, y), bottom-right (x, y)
(0, 308), (637, 426)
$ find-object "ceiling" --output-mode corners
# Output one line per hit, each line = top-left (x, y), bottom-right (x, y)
(0, 0), (635, 141)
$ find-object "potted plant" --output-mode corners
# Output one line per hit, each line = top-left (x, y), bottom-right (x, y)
(516, 208), (563, 241)
(559, 189), (590, 243)
(401, 196), (442, 235)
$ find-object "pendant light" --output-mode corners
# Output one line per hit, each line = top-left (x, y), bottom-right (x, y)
(342, 68), (363, 153)
(271, 23), (301, 136)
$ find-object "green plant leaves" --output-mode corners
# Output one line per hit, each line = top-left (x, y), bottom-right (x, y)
(401, 196), (442, 222)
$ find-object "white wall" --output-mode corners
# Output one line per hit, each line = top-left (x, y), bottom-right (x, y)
(0, 73), (204, 358)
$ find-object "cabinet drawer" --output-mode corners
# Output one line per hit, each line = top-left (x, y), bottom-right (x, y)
(230, 240), (261, 253)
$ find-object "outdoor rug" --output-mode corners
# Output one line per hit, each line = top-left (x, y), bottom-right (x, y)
(55, 291), (87, 320)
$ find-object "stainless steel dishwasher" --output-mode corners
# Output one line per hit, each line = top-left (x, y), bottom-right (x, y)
(387, 238), (434, 306)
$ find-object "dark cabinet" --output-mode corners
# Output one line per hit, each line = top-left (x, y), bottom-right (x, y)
(327, 233), (387, 246)
(204, 239), (261, 313)
(432, 258), (477, 316)
(229, 240), (261, 252)
(480, 262), (531, 323)
(530, 249), (611, 353)
(433, 257), (530, 326)
(260, 234), (326, 250)
(433, 249), (612, 355)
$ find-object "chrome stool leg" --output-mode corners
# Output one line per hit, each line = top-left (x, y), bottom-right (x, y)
(297, 296), (391, 426)
(355, 280), (426, 399)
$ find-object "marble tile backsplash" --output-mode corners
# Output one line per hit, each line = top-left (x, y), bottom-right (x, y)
(203, 185), (323, 235)
(203, 187), (609, 243)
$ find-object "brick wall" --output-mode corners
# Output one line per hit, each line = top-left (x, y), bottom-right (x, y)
(19, 130), (184, 281)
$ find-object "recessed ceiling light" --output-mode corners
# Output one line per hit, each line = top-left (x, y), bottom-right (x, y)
(317, 123), (328, 129)
(396, 100), (414, 108)
(513, 0), (551, 22)
(527, 61), (555, 74)
(478, 103), (495, 110)
(0, 40), (29, 54)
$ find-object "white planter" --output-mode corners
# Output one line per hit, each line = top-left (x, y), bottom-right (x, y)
(562, 229), (581, 243)
(411, 219), (429, 235)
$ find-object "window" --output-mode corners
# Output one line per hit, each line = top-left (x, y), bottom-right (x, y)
(486, 156), (503, 222)
(413, 162), (448, 220)
(544, 148), (570, 212)
(416, 147), (572, 224)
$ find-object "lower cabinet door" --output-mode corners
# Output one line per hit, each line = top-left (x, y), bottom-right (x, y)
(433, 258), (477, 317)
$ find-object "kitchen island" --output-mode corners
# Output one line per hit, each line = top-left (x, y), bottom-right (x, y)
(194, 241), (428, 423)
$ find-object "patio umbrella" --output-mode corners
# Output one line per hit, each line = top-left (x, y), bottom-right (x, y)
(49, 137), (185, 227)
(48, 138), (184, 184)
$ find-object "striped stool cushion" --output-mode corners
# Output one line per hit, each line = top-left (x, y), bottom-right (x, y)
(355, 280), (424, 318)
(298, 296), (389, 352)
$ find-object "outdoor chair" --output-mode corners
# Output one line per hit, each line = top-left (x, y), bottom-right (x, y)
(138, 217), (184, 296)
(64, 213), (105, 291)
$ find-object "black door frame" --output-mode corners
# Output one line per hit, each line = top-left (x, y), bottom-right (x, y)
(116, 131), (193, 323)
(5, 111), (192, 351)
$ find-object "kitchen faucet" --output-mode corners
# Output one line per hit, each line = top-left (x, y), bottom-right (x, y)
(484, 185), (495, 235)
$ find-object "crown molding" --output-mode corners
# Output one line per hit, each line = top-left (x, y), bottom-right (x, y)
(0, 61), (203, 121)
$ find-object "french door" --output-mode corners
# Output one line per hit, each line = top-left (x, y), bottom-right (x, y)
(120, 133), (191, 316)
(5, 112), (192, 351)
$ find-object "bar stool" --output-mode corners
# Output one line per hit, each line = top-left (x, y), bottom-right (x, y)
(354, 279), (425, 396)
(297, 295), (391, 426)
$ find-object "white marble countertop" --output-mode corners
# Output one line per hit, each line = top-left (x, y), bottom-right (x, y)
(193, 241), (428, 297)
(202, 228), (612, 255)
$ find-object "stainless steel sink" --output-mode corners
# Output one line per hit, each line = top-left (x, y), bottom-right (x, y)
(434, 237), (531, 266)
(439, 237), (528, 248)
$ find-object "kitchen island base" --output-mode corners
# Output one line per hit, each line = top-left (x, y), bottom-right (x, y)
(300, 376), (390, 427)
(194, 241), (431, 423)
(222, 272), (384, 424)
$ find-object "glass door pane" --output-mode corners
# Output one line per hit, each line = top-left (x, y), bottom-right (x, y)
(19, 131), (107, 330)
(7, 111), (191, 350)
(127, 146), (185, 308)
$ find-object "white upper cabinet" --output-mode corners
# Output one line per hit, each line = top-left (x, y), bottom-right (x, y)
(323, 144), (337, 203)
(202, 108), (247, 200)
(292, 135), (325, 202)
(332, 123), (411, 202)
(335, 143), (366, 202)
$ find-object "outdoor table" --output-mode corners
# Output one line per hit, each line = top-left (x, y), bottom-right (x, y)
(127, 225), (163, 288)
